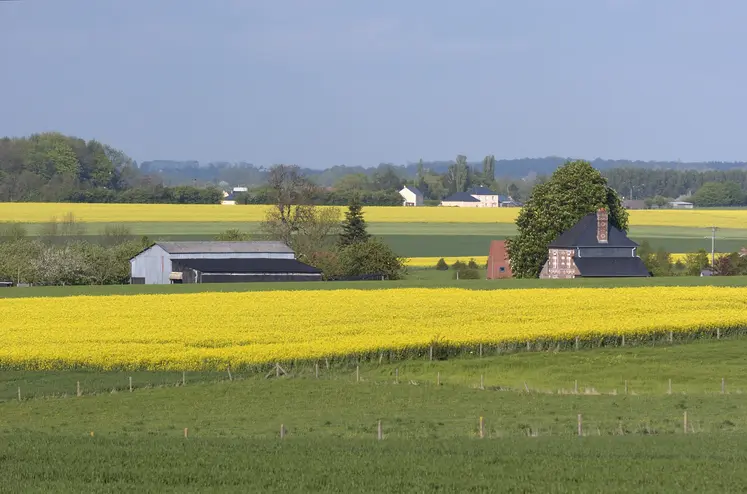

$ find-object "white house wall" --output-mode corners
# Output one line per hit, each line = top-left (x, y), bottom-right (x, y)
(130, 244), (172, 284)
(440, 201), (480, 207)
(471, 194), (499, 207)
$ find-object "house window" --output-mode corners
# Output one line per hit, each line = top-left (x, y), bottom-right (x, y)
(499, 267), (505, 272)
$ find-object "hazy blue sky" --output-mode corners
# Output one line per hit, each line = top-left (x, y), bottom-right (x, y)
(2, 0), (744, 168)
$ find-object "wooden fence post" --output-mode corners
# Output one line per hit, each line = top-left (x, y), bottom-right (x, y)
(721, 378), (725, 394)
(669, 331), (673, 343)
(717, 328), (721, 340)
(395, 368), (399, 384)
(182, 371), (186, 386)
(479, 416), (485, 439)
(315, 362), (319, 379)
(377, 420), (383, 440)
(577, 414), (582, 437)
(184, 428), (188, 439)
(621, 334), (625, 347)
(429, 345), (433, 361)
(668, 379), (672, 395)
(480, 374), (484, 390)
(356, 366), (360, 383)
(227, 364), (233, 381)
(624, 380), (628, 395)
(76, 381), (81, 397)
(129, 376), (133, 392)
(479, 343), (483, 358)
(575, 336), (579, 351)
(683, 411), (688, 434)
(280, 424), (286, 439)
(437, 372), (441, 386)
(574, 380), (578, 394)
(17, 386), (21, 402)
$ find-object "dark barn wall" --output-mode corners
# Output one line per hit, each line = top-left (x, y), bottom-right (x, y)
(200, 273), (322, 283)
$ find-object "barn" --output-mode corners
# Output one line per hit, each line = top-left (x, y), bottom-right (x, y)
(129, 241), (322, 284)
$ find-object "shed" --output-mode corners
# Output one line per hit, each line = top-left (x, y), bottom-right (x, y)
(487, 240), (512, 279)
(173, 258), (322, 283)
(130, 241), (296, 284)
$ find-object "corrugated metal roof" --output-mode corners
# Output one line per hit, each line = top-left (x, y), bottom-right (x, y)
(157, 241), (293, 254)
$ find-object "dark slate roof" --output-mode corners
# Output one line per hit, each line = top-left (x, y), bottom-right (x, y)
(443, 191), (480, 202)
(574, 257), (650, 277)
(469, 186), (496, 195)
(549, 213), (638, 248)
(175, 258), (322, 274)
(403, 185), (423, 195)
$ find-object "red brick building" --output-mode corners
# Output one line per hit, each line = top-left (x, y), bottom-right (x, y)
(487, 240), (512, 279)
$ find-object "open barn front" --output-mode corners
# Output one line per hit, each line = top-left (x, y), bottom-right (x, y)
(173, 258), (323, 284)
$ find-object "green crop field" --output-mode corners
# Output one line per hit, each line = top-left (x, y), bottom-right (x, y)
(10, 221), (747, 257)
(3, 338), (747, 491)
(2, 274), (747, 298)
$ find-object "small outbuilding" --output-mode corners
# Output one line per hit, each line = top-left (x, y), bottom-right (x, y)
(130, 241), (320, 284)
(487, 240), (512, 279)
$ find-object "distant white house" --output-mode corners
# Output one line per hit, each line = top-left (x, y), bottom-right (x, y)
(399, 185), (424, 206)
(468, 186), (500, 207)
(440, 191), (481, 207)
(221, 193), (237, 206)
(669, 201), (694, 209)
(233, 186), (248, 193)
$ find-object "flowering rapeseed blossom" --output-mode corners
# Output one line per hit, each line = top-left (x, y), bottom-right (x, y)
(2, 203), (746, 228)
(0, 286), (744, 371)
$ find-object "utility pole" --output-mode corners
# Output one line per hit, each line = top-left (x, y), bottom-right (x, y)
(705, 226), (718, 268)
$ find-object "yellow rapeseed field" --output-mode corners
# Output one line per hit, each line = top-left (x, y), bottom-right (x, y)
(407, 257), (489, 267)
(2, 202), (747, 227)
(0, 287), (744, 371)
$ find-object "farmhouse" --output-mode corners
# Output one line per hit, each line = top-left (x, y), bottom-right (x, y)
(130, 241), (322, 284)
(440, 191), (481, 207)
(539, 208), (650, 279)
(468, 186), (501, 207)
(399, 185), (423, 206)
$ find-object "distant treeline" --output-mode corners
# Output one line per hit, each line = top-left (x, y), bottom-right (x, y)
(143, 157), (747, 188)
(4, 132), (747, 206)
(0, 133), (221, 204)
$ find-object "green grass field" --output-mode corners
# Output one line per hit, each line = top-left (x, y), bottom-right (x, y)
(11, 221), (746, 256)
(3, 274), (747, 298)
(3, 338), (747, 491)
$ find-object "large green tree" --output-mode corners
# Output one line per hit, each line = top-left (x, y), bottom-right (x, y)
(506, 160), (629, 278)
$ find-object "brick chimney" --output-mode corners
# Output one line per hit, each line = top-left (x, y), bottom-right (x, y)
(596, 208), (608, 243)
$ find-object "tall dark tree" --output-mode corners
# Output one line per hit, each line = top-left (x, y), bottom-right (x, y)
(482, 155), (496, 182)
(506, 160), (628, 278)
(338, 195), (370, 248)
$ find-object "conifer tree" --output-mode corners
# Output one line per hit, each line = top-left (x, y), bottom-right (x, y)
(338, 196), (370, 248)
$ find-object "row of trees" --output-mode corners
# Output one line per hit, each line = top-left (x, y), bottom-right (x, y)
(0, 133), (222, 204)
(0, 222), (150, 286)
(638, 245), (747, 277)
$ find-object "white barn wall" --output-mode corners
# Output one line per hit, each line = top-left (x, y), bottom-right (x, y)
(130, 244), (171, 284)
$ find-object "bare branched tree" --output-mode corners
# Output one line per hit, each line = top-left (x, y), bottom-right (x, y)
(261, 164), (341, 258)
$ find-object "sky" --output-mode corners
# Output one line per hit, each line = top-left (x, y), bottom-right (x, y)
(1, 0), (745, 168)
